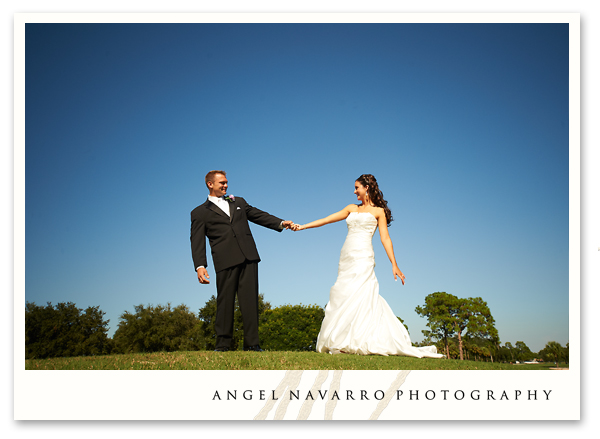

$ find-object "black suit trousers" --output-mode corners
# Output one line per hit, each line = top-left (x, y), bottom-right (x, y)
(215, 261), (259, 349)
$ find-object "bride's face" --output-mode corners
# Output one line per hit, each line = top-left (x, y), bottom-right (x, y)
(354, 181), (368, 202)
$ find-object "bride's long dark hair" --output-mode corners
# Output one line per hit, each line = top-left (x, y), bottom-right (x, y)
(357, 174), (393, 227)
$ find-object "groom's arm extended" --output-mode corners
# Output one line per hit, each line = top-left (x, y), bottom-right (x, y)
(242, 198), (286, 232)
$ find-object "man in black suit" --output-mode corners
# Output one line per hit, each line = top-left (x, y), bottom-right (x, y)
(190, 170), (294, 352)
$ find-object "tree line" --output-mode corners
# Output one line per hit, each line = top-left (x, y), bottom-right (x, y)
(25, 295), (324, 359)
(25, 292), (568, 364)
(414, 292), (569, 364)
(25, 302), (114, 359)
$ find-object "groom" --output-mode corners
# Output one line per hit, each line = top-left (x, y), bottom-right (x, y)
(190, 170), (294, 352)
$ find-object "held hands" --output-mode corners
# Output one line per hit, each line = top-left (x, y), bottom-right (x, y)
(393, 266), (405, 285)
(282, 220), (296, 230)
(282, 221), (305, 231)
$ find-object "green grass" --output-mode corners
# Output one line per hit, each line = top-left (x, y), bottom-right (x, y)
(24, 351), (569, 370)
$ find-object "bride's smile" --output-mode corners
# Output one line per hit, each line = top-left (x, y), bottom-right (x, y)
(354, 182), (368, 203)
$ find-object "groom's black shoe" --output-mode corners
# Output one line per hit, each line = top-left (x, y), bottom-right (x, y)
(214, 347), (230, 352)
(244, 345), (264, 352)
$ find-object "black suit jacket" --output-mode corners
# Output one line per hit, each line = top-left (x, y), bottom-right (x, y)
(190, 196), (284, 273)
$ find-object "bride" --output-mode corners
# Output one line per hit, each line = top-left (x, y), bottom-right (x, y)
(293, 174), (443, 358)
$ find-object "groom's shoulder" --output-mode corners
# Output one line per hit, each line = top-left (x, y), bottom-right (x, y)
(191, 200), (209, 216)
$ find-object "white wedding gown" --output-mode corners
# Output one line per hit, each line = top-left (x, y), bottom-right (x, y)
(316, 212), (444, 358)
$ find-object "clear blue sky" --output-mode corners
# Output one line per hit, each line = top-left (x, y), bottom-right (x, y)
(25, 23), (569, 352)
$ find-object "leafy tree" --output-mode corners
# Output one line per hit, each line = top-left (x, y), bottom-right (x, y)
(25, 301), (112, 359)
(416, 293), (498, 361)
(504, 342), (515, 361)
(415, 292), (458, 358)
(488, 340), (501, 363)
(463, 336), (496, 362)
(259, 304), (325, 351)
(539, 341), (564, 365)
(113, 303), (203, 353)
(198, 294), (271, 351)
(452, 297), (499, 361)
(497, 341), (534, 363)
(495, 342), (515, 362)
(514, 341), (534, 362)
(437, 337), (460, 359)
(447, 338), (461, 359)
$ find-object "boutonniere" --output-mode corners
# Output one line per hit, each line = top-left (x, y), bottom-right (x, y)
(224, 195), (235, 202)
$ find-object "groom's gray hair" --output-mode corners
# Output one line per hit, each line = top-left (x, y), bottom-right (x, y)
(205, 170), (227, 188)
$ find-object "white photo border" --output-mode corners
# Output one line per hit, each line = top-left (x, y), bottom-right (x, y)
(13, 11), (580, 421)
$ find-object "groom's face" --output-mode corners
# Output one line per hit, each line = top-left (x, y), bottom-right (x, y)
(208, 173), (228, 197)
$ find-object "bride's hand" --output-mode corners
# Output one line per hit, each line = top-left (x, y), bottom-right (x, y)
(393, 266), (405, 285)
(293, 224), (305, 231)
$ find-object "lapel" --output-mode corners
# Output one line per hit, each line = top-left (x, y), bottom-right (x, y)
(204, 198), (236, 222)
(204, 199), (229, 220)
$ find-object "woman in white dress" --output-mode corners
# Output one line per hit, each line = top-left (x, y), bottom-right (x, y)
(294, 174), (443, 358)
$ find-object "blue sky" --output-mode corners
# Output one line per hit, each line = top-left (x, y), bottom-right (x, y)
(24, 23), (569, 352)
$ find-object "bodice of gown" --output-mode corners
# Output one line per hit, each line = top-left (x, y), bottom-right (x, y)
(346, 211), (377, 236)
(340, 212), (378, 265)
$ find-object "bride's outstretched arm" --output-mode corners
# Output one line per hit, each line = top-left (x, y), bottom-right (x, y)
(378, 214), (406, 285)
(294, 204), (354, 230)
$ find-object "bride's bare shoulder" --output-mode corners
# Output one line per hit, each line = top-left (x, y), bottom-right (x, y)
(372, 206), (385, 218)
(345, 204), (360, 213)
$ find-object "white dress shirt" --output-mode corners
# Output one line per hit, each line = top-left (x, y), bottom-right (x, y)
(207, 194), (230, 216)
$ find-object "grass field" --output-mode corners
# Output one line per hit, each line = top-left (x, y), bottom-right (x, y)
(24, 351), (569, 370)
